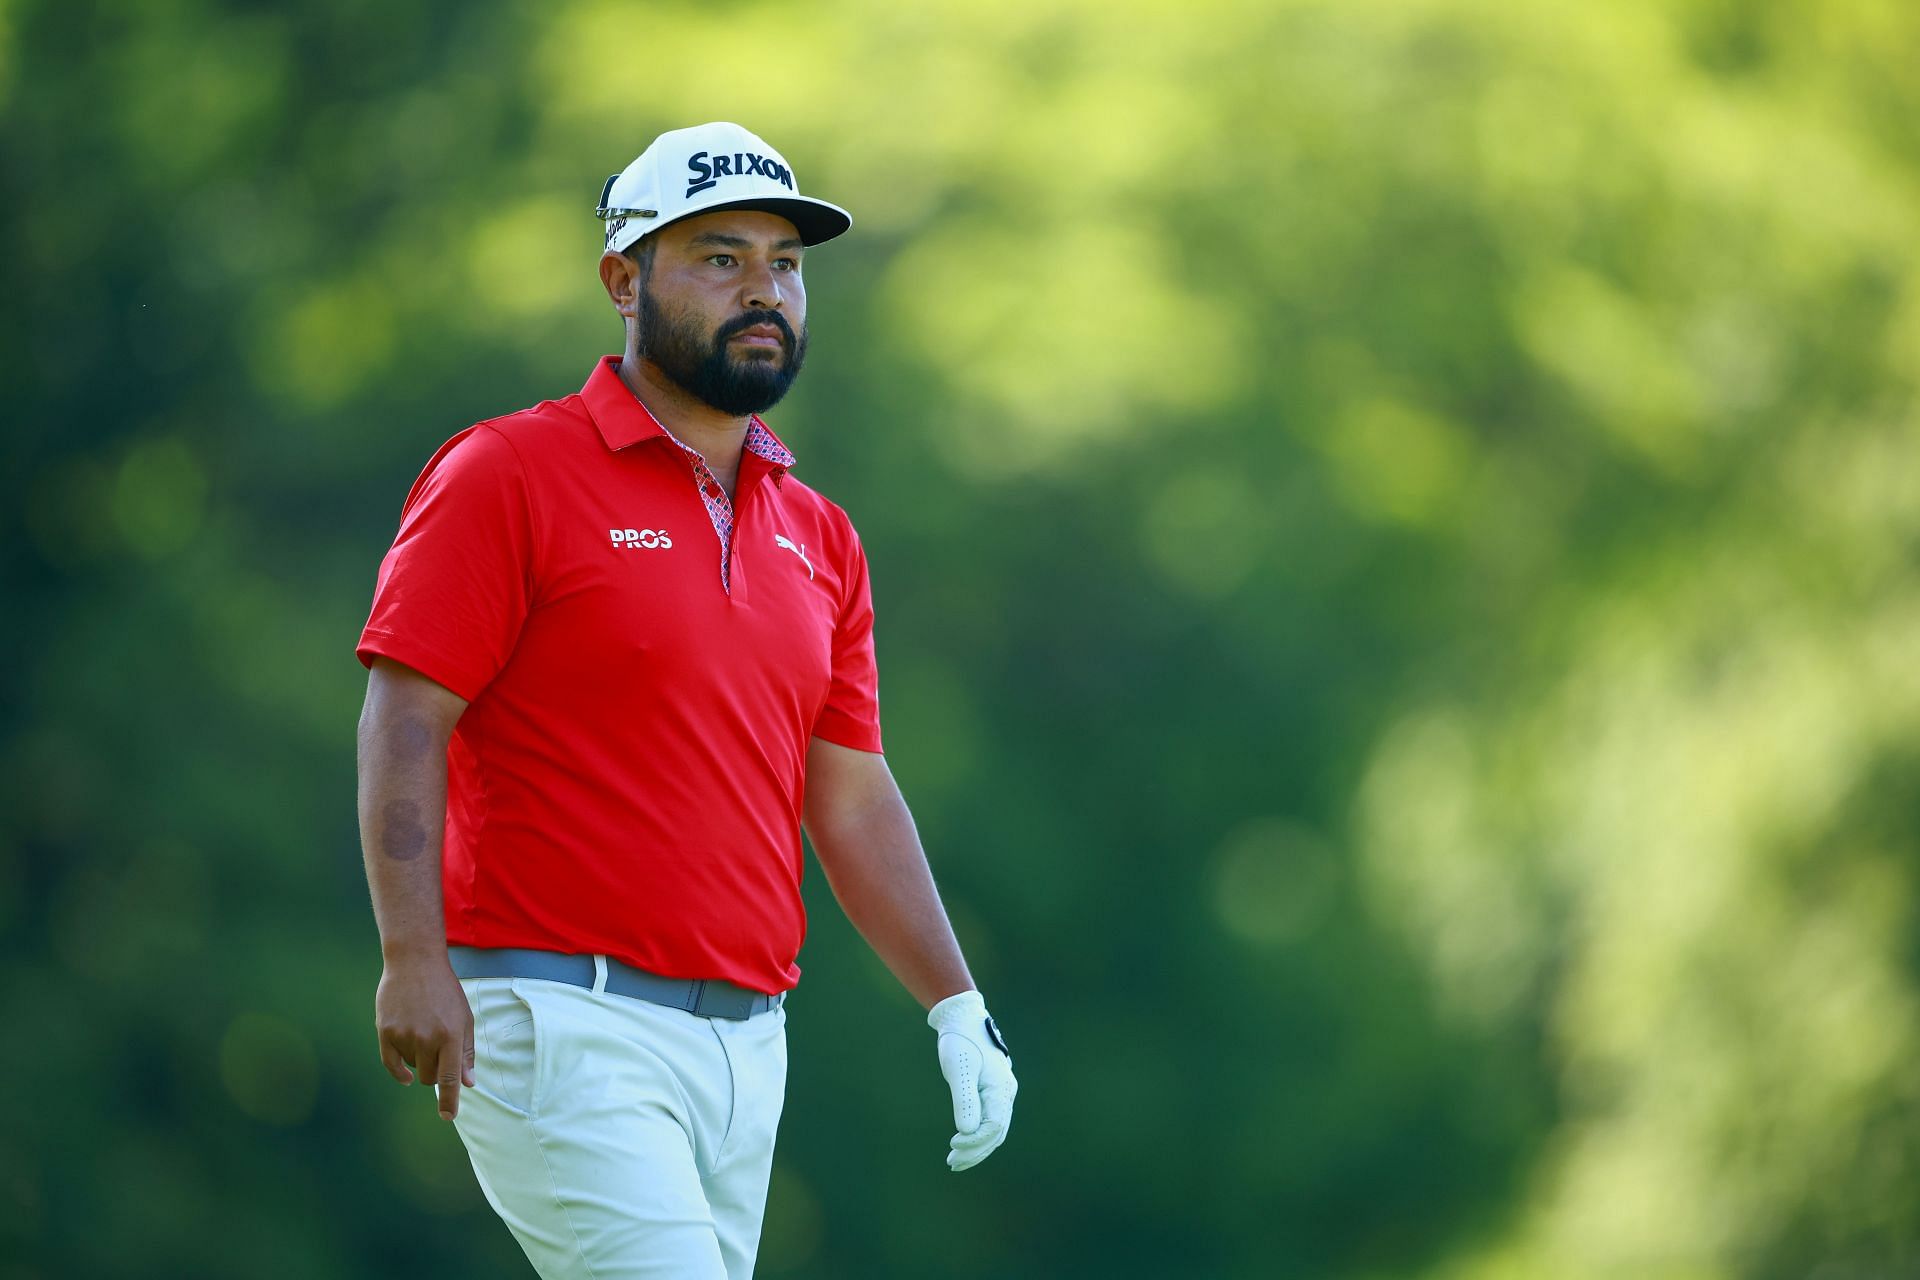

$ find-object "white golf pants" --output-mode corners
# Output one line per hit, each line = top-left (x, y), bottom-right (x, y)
(453, 965), (789, 1279)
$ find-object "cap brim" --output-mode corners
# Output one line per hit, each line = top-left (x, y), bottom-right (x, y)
(614, 194), (852, 252)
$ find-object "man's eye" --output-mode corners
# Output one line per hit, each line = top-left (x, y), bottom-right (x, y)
(774, 258), (799, 271)
(708, 254), (735, 267)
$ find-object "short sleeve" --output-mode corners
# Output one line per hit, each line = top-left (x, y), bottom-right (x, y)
(810, 525), (884, 753)
(356, 425), (535, 701)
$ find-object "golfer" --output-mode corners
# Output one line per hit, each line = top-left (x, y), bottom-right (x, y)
(353, 121), (1016, 1279)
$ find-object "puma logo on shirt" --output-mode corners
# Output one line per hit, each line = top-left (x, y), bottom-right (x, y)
(774, 534), (813, 579)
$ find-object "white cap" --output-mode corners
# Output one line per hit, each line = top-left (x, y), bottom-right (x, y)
(596, 122), (852, 253)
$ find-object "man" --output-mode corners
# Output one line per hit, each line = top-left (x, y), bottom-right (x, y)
(353, 121), (1016, 1279)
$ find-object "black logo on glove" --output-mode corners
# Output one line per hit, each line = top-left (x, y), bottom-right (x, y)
(983, 1014), (1010, 1060)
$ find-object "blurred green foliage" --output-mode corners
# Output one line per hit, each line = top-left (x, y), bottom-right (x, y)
(5, 0), (1919, 1276)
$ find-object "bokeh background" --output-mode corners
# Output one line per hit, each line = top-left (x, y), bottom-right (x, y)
(6, 0), (1920, 1276)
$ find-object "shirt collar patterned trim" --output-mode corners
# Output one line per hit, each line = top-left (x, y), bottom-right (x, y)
(581, 354), (797, 471)
(743, 418), (796, 470)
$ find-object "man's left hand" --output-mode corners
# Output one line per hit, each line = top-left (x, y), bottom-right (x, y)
(928, 989), (1017, 1171)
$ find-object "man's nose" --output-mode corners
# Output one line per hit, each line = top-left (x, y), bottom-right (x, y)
(740, 261), (785, 310)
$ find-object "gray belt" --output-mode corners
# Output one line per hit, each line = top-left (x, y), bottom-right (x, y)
(448, 946), (784, 1021)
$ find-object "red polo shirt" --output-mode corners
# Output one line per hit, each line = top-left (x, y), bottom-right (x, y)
(356, 356), (883, 994)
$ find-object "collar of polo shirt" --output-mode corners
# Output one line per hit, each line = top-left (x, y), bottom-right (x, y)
(579, 355), (797, 472)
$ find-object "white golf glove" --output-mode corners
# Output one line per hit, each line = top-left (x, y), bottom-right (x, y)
(928, 989), (1017, 1171)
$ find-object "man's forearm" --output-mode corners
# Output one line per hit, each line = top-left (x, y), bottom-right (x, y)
(356, 665), (480, 1119)
(807, 789), (975, 1010)
(357, 705), (454, 960)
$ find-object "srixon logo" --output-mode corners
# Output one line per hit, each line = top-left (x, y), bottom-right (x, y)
(610, 528), (672, 549)
(685, 151), (795, 197)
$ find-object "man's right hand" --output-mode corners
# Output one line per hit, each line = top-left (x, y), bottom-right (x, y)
(375, 954), (475, 1120)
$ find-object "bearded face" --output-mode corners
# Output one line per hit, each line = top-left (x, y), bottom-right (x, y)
(635, 280), (809, 416)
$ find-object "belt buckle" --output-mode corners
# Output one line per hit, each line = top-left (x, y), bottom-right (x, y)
(692, 981), (757, 1020)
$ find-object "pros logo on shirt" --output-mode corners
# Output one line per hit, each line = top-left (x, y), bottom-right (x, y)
(610, 528), (672, 549)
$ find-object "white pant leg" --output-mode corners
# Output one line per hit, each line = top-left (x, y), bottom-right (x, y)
(453, 975), (788, 1280)
(703, 1002), (789, 1279)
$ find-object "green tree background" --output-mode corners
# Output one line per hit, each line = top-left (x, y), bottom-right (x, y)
(5, 0), (1919, 1276)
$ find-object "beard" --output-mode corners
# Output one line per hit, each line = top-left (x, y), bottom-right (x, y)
(636, 286), (809, 416)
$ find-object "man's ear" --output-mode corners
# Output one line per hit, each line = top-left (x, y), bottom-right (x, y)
(599, 250), (639, 321)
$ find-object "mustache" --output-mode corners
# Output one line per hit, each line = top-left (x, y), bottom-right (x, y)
(715, 311), (797, 352)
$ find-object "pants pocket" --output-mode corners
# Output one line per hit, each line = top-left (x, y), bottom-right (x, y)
(468, 977), (543, 1117)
